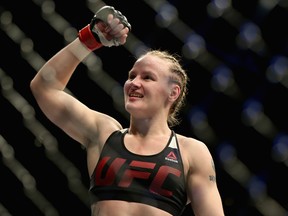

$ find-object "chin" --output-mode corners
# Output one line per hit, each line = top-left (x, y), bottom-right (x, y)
(125, 104), (136, 113)
(125, 104), (143, 115)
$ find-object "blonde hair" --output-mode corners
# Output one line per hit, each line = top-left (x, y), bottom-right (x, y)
(139, 50), (189, 127)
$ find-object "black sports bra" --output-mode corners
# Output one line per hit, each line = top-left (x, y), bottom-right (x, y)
(89, 129), (187, 215)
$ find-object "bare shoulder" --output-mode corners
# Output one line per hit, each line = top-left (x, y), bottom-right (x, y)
(175, 134), (214, 172)
(176, 134), (210, 155)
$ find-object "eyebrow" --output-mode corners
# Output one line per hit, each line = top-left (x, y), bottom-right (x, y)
(128, 70), (156, 76)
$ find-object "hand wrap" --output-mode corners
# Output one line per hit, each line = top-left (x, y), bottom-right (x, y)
(78, 6), (131, 51)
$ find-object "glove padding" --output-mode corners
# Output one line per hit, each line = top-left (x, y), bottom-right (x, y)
(90, 6), (131, 47)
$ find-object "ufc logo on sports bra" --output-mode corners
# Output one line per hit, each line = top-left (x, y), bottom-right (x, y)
(95, 157), (181, 197)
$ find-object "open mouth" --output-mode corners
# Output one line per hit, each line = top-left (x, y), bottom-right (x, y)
(129, 93), (143, 98)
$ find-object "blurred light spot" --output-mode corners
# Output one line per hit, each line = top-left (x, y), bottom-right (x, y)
(248, 175), (266, 200)
(272, 134), (288, 163)
(182, 33), (205, 59)
(189, 108), (207, 128)
(236, 22), (261, 49)
(0, 75), (13, 91)
(207, 0), (231, 17)
(41, 0), (55, 14)
(64, 27), (78, 42)
(259, 0), (279, 10)
(266, 55), (288, 83)
(211, 65), (234, 92)
(242, 99), (277, 138)
(155, 3), (178, 28)
(217, 142), (237, 164)
(21, 38), (34, 53)
(189, 108), (217, 143)
(241, 99), (263, 126)
(0, 10), (12, 25)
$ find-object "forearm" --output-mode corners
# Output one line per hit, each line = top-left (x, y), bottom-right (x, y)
(30, 5), (130, 95)
(31, 38), (91, 92)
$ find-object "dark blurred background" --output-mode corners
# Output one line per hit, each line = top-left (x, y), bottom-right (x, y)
(1, 0), (288, 215)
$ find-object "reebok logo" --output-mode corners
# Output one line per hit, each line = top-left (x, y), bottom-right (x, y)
(165, 151), (178, 163)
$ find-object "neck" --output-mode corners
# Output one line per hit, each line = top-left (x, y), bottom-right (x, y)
(129, 117), (171, 137)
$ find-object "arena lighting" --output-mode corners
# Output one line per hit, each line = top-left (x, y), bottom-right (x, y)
(266, 55), (288, 87)
(188, 108), (218, 145)
(241, 99), (278, 139)
(217, 143), (287, 216)
(0, 68), (90, 210)
(271, 134), (288, 164)
(211, 65), (241, 98)
(0, 135), (60, 216)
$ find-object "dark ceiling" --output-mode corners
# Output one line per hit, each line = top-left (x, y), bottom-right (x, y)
(1, 0), (288, 216)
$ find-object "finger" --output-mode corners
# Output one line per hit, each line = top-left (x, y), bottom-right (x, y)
(113, 27), (129, 38)
(116, 34), (128, 45)
(114, 27), (129, 44)
(107, 14), (114, 23)
(109, 23), (124, 35)
(108, 17), (120, 30)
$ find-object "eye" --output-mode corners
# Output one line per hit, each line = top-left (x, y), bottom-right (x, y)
(128, 73), (136, 80)
(143, 75), (152, 80)
(143, 73), (156, 81)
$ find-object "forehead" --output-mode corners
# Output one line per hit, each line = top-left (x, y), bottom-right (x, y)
(132, 54), (170, 74)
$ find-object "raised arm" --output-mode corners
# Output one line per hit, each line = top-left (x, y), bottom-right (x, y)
(30, 6), (130, 147)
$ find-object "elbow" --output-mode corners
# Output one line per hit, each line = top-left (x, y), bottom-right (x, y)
(30, 75), (46, 99)
(30, 78), (35, 93)
(30, 77), (38, 96)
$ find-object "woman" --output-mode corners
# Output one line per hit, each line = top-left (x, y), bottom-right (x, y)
(30, 5), (225, 216)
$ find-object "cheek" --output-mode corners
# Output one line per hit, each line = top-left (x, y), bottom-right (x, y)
(158, 86), (171, 101)
(157, 83), (170, 95)
(150, 87), (167, 101)
(123, 81), (130, 93)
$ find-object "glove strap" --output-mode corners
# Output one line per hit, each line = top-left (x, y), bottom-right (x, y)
(78, 24), (102, 51)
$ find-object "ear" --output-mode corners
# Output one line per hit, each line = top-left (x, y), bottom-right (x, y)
(168, 84), (181, 102)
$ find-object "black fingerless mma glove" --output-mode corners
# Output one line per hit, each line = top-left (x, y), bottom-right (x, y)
(78, 6), (131, 51)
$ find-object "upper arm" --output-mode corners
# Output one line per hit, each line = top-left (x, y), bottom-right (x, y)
(30, 38), (122, 147)
(32, 87), (122, 147)
(185, 140), (225, 216)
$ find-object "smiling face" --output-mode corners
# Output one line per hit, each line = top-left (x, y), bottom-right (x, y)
(123, 53), (180, 121)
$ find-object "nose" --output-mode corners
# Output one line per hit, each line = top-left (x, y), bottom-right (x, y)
(124, 76), (141, 92)
(130, 76), (141, 87)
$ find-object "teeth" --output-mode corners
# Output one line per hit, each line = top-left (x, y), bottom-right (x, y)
(130, 93), (143, 98)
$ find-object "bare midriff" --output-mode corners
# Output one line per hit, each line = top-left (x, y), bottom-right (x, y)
(91, 200), (173, 216)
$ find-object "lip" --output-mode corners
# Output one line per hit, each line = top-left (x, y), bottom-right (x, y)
(128, 90), (144, 98)
(128, 95), (142, 101)
(129, 93), (143, 98)
(127, 93), (143, 103)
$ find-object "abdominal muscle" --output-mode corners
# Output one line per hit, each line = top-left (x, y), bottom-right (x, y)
(91, 200), (172, 216)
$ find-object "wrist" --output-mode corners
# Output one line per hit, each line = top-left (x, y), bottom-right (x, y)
(69, 39), (92, 61)
(78, 24), (103, 51)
